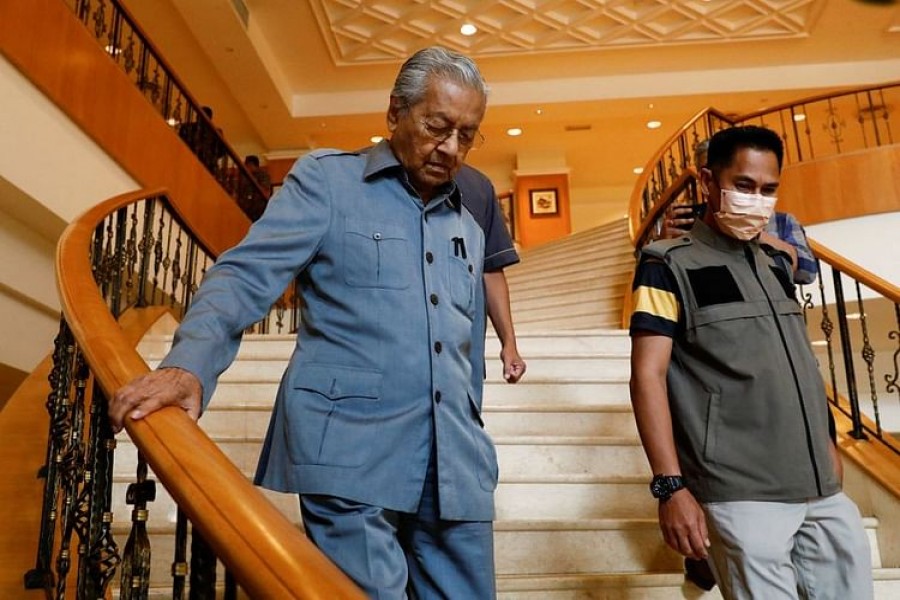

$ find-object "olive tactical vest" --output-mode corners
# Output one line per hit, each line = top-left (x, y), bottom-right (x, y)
(642, 220), (839, 503)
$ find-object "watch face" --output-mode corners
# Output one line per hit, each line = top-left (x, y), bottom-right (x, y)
(651, 475), (683, 500)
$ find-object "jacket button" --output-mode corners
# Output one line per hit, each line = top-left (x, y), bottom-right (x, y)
(468, 264), (473, 273)
(430, 293), (439, 306)
(373, 232), (382, 240)
(434, 391), (442, 403)
(426, 251), (434, 263)
(434, 341), (442, 354)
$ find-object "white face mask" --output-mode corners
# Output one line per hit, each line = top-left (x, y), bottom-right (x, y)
(714, 189), (777, 241)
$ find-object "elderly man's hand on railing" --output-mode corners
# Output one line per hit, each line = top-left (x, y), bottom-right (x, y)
(110, 367), (202, 433)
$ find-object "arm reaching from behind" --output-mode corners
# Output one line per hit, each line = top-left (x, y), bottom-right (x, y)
(109, 367), (202, 433)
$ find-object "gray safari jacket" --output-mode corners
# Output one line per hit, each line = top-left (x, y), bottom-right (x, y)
(160, 141), (496, 521)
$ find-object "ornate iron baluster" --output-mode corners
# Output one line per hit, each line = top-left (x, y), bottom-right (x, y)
(172, 509), (189, 599)
(833, 270), (866, 439)
(189, 528), (217, 600)
(885, 303), (900, 404)
(119, 457), (156, 599)
(854, 283), (882, 435)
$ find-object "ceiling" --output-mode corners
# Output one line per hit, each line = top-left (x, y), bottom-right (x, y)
(121, 0), (900, 195)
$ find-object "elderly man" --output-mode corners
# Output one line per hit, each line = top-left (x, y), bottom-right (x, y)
(629, 125), (872, 599)
(111, 46), (520, 598)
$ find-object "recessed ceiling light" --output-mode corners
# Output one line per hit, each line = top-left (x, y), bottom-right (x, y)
(104, 45), (121, 56)
(460, 23), (477, 36)
(793, 113), (807, 122)
(633, 167), (644, 174)
(167, 118), (179, 127)
(507, 128), (523, 137)
(846, 312), (861, 320)
(535, 108), (543, 115)
(646, 120), (662, 130)
(811, 340), (828, 346)
(370, 135), (384, 143)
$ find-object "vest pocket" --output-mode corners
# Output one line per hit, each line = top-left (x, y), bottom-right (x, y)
(449, 254), (476, 316)
(703, 391), (721, 464)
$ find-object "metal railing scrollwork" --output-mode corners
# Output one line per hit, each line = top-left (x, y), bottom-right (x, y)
(64, 0), (271, 221)
(28, 189), (363, 599)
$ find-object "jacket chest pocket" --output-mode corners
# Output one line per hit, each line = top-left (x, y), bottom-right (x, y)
(343, 219), (412, 289)
(449, 251), (476, 315)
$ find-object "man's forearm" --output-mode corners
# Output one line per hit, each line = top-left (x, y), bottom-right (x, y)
(484, 270), (516, 347)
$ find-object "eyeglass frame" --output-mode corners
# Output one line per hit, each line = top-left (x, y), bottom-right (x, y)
(418, 118), (485, 150)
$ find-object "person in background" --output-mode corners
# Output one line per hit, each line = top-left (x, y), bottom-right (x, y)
(237, 154), (272, 221)
(629, 125), (871, 599)
(111, 46), (516, 598)
(661, 138), (817, 285)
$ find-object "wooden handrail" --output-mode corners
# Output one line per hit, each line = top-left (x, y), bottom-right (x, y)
(626, 107), (731, 244)
(734, 80), (900, 123)
(56, 188), (364, 599)
(809, 239), (900, 303)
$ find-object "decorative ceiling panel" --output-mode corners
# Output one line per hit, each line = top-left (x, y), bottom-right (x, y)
(309, 0), (822, 65)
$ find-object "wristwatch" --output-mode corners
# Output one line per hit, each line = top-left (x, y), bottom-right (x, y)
(650, 474), (685, 501)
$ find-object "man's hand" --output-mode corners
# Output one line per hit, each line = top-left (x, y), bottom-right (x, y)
(109, 367), (202, 433)
(500, 345), (526, 383)
(659, 488), (709, 560)
(662, 205), (695, 239)
(658, 488), (710, 560)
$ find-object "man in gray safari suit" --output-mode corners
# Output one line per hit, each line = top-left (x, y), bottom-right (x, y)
(110, 46), (521, 598)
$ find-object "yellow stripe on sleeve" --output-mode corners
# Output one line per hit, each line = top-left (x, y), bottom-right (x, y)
(632, 284), (680, 322)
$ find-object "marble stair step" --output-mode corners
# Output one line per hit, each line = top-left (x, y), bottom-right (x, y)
(516, 316), (622, 331)
(484, 330), (630, 356)
(508, 275), (630, 305)
(484, 405), (637, 437)
(495, 436), (647, 479)
(496, 571), (724, 599)
(510, 283), (629, 313)
(200, 379), (632, 409)
(113, 434), (648, 481)
(511, 248), (633, 272)
(141, 330), (632, 361)
(145, 354), (632, 384)
(513, 306), (622, 329)
(506, 265), (632, 294)
(507, 260), (631, 286)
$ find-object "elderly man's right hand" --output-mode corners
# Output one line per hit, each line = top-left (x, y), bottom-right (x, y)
(110, 367), (202, 433)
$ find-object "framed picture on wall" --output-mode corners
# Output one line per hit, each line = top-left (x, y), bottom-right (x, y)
(529, 188), (559, 216)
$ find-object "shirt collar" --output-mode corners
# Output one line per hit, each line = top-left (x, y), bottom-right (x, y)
(362, 140), (461, 212)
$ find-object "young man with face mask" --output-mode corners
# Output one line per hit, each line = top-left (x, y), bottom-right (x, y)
(628, 126), (873, 599)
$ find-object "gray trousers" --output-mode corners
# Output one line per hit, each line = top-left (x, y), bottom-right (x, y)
(703, 492), (873, 600)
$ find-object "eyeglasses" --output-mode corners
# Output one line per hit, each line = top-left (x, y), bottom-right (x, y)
(419, 119), (485, 150)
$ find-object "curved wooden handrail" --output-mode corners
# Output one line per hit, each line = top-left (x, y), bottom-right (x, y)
(626, 107), (730, 244)
(734, 80), (900, 123)
(630, 168), (698, 248)
(56, 188), (364, 599)
(809, 239), (900, 302)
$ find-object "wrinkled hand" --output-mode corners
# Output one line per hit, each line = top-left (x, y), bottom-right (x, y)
(500, 345), (526, 384)
(658, 488), (710, 560)
(662, 205), (695, 239)
(109, 367), (202, 433)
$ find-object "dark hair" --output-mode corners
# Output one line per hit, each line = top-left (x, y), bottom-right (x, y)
(245, 155), (260, 167)
(707, 126), (784, 175)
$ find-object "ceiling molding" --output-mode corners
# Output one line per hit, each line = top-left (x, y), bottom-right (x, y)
(309, 0), (821, 65)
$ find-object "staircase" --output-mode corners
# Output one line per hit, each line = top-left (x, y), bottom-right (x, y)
(505, 218), (634, 331)
(121, 218), (899, 598)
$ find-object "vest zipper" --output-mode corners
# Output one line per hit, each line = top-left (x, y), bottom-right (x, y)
(743, 245), (823, 496)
